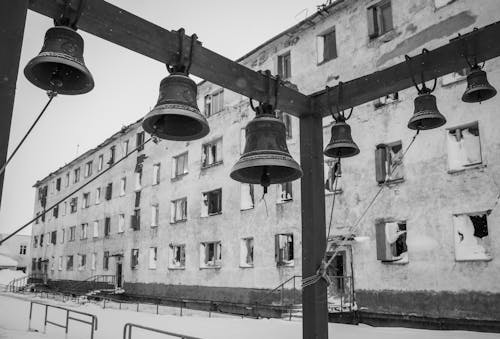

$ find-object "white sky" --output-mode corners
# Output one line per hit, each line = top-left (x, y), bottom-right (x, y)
(0, 0), (324, 236)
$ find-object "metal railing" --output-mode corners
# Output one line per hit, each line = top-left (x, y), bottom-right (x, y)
(265, 274), (302, 305)
(327, 275), (355, 313)
(28, 301), (98, 339)
(6, 275), (27, 292)
(123, 323), (204, 339)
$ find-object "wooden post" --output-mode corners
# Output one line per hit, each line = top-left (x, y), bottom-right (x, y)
(300, 113), (328, 339)
(0, 0), (28, 208)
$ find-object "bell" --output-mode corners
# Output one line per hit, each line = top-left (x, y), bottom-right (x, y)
(24, 26), (94, 95)
(142, 72), (209, 141)
(462, 67), (497, 103)
(324, 120), (360, 158)
(230, 104), (302, 190)
(407, 91), (446, 130)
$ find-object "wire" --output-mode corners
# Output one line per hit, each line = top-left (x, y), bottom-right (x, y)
(0, 91), (57, 177)
(326, 159), (340, 241)
(0, 137), (153, 246)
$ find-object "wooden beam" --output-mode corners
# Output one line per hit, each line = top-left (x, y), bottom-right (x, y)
(300, 113), (328, 339)
(28, 0), (310, 116)
(0, 0), (29, 209)
(311, 21), (500, 117)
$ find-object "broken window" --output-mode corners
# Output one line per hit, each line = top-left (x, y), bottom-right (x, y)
(32, 258), (36, 271)
(136, 131), (145, 152)
(70, 197), (78, 213)
(202, 139), (223, 167)
(277, 111), (293, 139)
(73, 167), (81, 183)
(66, 255), (73, 271)
(240, 184), (255, 210)
(105, 183), (113, 200)
(84, 161), (93, 177)
(131, 209), (140, 231)
(447, 122), (482, 172)
(170, 198), (187, 223)
(275, 234), (294, 266)
(135, 191), (141, 208)
(278, 52), (291, 79)
(53, 204), (59, 218)
(103, 251), (109, 270)
(204, 90), (224, 117)
(151, 204), (159, 227)
(38, 185), (47, 208)
(131, 249), (139, 269)
(149, 247), (157, 269)
(169, 244), (186, 268)
(104, 217), (111, 236)
(82, 192), (90, 208)
(375, 141), (404, 184)
(95, 187), (101, 204)
(118, 214), (125, 233)
(93, 221), (99, 238)
(317, 28), (337, 64)
(374, 92), (399, 108)
(78, 254), (86, 270)
(375, 221), (408, 263)
(56, 178), (61, 191)
(98, 155), (104, 172)
(152, 163), (161, 184)
(453, 212), (491, 261)
(367, 0), (393, 39)
(81, 223), (88, 240)
(33, 236), (38, 248)
(91, 253), (96, 270)
(69, 226), (76, 241)
(325, 158), (342, 194)
(50, 231), (56, 245)
(240, 237), (254, 267)
(276, 182), (293, 203)
(200, 241), (222, 268)
(201, 189), (222, 217)
(172, 152), (188, 178)
(120, 177), (126, 196)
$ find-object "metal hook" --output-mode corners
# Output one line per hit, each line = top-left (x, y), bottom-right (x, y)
(249, 98), (257, 113)
(54, 0), (86, 30)
(167, 28), (188, 74)
(185, 34), (198, 75)
(405, 50), (436, 94)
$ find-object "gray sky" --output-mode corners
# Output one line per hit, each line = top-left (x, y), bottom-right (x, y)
(0, 0), (324, 235)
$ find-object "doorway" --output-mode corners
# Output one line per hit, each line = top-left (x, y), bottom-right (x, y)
(116, 262), (122, 288)
(326, 244), (355, 312)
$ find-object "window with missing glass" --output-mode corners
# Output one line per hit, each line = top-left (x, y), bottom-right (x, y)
(201, 189), (222, 217)
(278, 52), (291, 79)
(367, 0), (393, 39)
(172, 152), (188, 178)
(317, 28), (337, 64)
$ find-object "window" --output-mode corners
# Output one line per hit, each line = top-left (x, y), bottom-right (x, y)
(19, 245), (27, 255)
(149, 247), (157, 269)
(172, 153), (188, 178)
(70, 197), (78, 213)
(170, 198), (187, 223)
(56, 178), (61, 192)
(98, 155), (104, 171)
(32, 258), (36, 271)
(131, 209), (140, 231)
(93, 221), (99, 238)
(33, 236), (38, 248)
(69, 226), (76, 241)
(169, 244), (186, 268)
(374, 92), (399, 108)
(95, 187), (101, 204)
(104, 217), (111, 236)
(108, 146), (116, 166)
(66, 255), (74, 271)
(240, 238), (254, 267)
(375, 220), (408, 263)
(204, 90), (224, 117)
(277, 52), (291, 79)
(84, 161), (93, 177)
(35, 212), (40, 224)
(38, 185), (47, 208)
(277, 112), (292, 139)
(453, 212), (491, 261)
(118, 214), (125, 233)
(82, 192), (90, 208)
(277, 182), (293, 203)
(105, 183), (113, 200)
(375, 141), (404, 184)
(367, 0), (393, 39)
(103, 251), (109, 270)
(275, 234), (294, 266)
(131, 249), (139, 269)
(135, 191), (141, 208)
(202, 139), (222, 167)
(81, 223), (88, 240)
(60, 229), (65, 243)
(200, 241), (222, 268)
(317, 28), (337, 64)
(51, 231), (57, 245)
(65, 172), (70, 187)
(447, 122), (482, 172)
(58, 256), (63, 271)
(78, 254), (86, 270)
(135, 171), (142, 190)
(63, 202), (67, 216)
(53, 204), (59, 218)
(91, 253), (97, 270)
(152, 163), (161, 185)
(73, 168), (80, 183)
(201, 189), (222, 217)
(120, 177), (126, 196)
(240, 128), (246, 155)
(136, 131), (145, 152)
(151, 204), (159, 227)
(240, 184), (255, 210)
(324, 158), (342, 194)
(123, 140), (129, 155)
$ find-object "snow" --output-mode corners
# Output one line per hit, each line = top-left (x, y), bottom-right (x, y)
(0, 293), (498, 339)
(0, 269), (26, 287)
(0, 254), (18, 268)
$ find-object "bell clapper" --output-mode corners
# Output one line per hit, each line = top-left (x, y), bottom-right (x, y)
(260, 166), (271, 197)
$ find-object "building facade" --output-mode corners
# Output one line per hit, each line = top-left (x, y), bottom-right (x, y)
(30, 0), (500, 321)
(0, 234), (30, 271)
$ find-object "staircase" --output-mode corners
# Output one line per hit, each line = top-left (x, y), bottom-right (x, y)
(5, 275), (28, 292)
(48, 274), (116, 296)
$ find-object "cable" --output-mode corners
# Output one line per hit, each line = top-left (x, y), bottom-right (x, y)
(0, 91), (57, 177)
(0, 137), (153, 246)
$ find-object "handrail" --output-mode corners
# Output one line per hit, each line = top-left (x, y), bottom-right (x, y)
(268, 275), (302, 294)
(28, 301), (98, 339)
(6, 275), (27, 292)
(123, 323), (204, 339)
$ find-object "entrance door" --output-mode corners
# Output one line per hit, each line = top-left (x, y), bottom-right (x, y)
(116, 263), (123, 288)
(326, 245), (354, 312)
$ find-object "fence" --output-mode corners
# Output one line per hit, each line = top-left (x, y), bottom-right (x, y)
(123, 323), (204, 339)
(28, 301), (98, 339)
(5, 275), (27, 292)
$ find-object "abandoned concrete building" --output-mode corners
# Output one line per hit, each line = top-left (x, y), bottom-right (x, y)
(29, 0), (500, 323)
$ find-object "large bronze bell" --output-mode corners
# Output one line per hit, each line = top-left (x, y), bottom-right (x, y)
(24, 26), (94, 95)
(407, 91), (446, 130)
(142, 72), (209, 141)
(462, 66), (497, 103)
(230, 104), (302, 190)
(324, 120), (360, 158)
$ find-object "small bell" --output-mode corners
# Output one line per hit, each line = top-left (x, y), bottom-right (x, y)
(462, 66), (497, 103)
(142, 72), (209, 141)
(24, 26), (94, 95)
(230, 104), (302, 191)
(324, 120), (360, 158)
(407, 90), (446, 130)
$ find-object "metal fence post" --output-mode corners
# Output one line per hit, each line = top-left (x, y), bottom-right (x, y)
(28, 302), (33, 331)
(65, 310), (69, 334)
(43, 304), (48, 333)
(156, 303), (159, 315)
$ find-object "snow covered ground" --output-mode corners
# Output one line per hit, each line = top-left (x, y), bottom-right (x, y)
(0, 293), (498, 339)
(0, 269), (26, 289)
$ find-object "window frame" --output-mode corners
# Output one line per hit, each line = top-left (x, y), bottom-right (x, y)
(446, 121), (483, 173)
(170, 197), (188, 223)
(201, 138), (223, 168)
(367, 0), (393, 39)
(317, 27), (337, 65)
(277, 51), (291, 79)
(201, 189), (222, 217)
(275, 233), (294, 267)
(172, 152), (189, 179)
(200, 241), (222, 269)
(169, 244), (186, 269)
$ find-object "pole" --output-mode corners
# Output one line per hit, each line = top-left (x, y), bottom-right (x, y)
(0, 0), (28, 209)
(300, 113), (328, 339)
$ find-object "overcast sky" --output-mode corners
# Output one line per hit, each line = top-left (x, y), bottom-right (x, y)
(0, 0), (324, 236)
